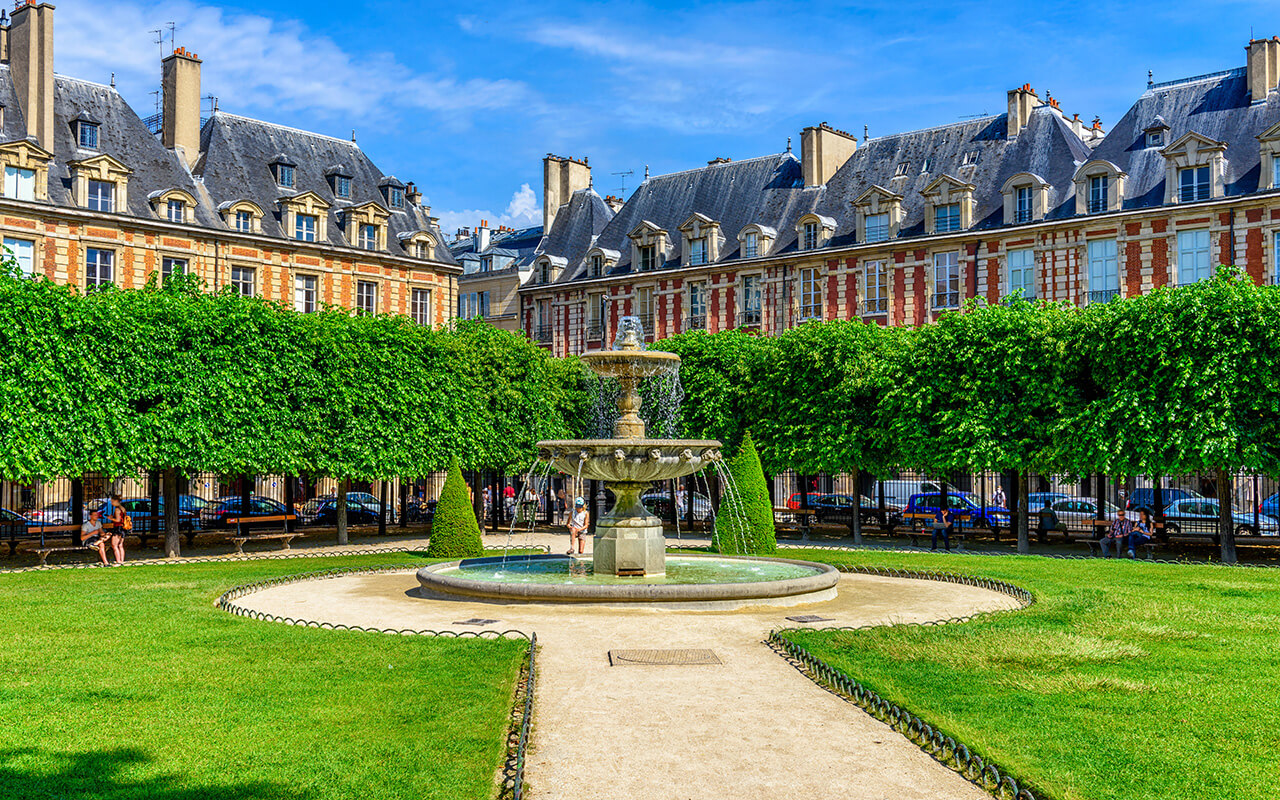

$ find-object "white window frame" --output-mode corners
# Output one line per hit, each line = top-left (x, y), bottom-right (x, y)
(1177, 229), (1212, 285)
(864, 260), (888, 315)
(1007, 248), (1035, 299)
(295, 213), (317, 242)
(234, 210), (253, 233)
(865, 213), (889, 243)
(294, 274), (318, 313)
(161, 256), (187, 281)
(934, 203), (960, 234)
(4, 166), (35, 201)
(356, 280), (378, 315)
(1178, 166), (1210, 203)
(230, 265), (255, 296)
(799, 268), (822, 319)
(689, 236), (707, 266)
(1015, 186), (1033, 224)
(803, 222), (819, 251)
(1088, 175), (1108, 214)
(358, 224), (378, 250)
(166, 198), (185, 223)
(1086, 238), (1118, 302)
(86, 247), (114, 288)
(932, 251), (960, 309)
(3, 237), (34, 276)
(87, 179), (114, 213)
(743, 231), (759, 258)
(411, 287), (432, 324)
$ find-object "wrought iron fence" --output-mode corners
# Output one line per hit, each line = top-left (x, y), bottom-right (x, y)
(1085, 289), (1120, 304)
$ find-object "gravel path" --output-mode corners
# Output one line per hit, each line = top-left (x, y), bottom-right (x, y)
(234, 567), (1018, 799)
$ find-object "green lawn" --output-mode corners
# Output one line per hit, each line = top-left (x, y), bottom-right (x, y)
(780, 550), (1280, 800)
(0, 554), (526, 800)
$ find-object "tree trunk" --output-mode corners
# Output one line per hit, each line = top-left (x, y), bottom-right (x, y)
(378, 480), (388, 537)
(399, 478), (409, 530)
(851, 468), (863, 545)
(1016, 470), (1030, 554)
(164, 468), (181, 558)
(1218, 468), (1237, 564)
(336, 478), (349, 545)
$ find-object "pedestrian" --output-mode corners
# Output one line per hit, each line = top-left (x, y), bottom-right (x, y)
(567, 497), (590, 555)
(556, 488), (568, 525)
(81, 508), (108, 566)
(482, 486), (492, 518)
(1100, 508), (1134, 557)
(992, 484), (1007, 509)
(104, 495), (128, 565)
(931, 503), (952, 551)
(1128, 508), (1155, 558)
(1037, 500), (1059, 543)
(503, 483), (516, 518)
(675, 486), (687, 520)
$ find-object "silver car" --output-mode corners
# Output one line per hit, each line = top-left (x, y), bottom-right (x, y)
(1163, 498), (1279, 538)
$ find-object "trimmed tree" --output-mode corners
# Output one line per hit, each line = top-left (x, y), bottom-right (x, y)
(711, 433), (776, 555)
(426, 455), (484, 558)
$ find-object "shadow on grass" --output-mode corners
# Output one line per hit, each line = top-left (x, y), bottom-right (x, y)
(0, 747), (302, 800)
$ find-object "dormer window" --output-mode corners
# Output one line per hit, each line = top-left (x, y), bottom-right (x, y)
(295, 214), (317, 241)
(1178, 166), (1210, 202)
(539, 261), (549, 283)
(334, 175), (350, 199)
(628, 221), (668, 272)
(795, 214), (836, 251)
(270, 154), (297, 188)
(934, 203), (960, 233)
(677, 213), (721, 267)
(689, 236), (707, 265)
(743, 231), (759, 258)
(149, 188), (197, 224)
(379, 177), (406, 209)
(922, 175), (976, 235)
(71, 154), (133, 216)
(1148, 130), (1164, 148)
(1144, 116), (1169, 149)
(1074, 160), (1127, 215)
(235, 210), (253, 232)
(88, 180), (114, 212)
(920, 158), (932, 175)
(167, 199), (184, 223)
(865, 214), (889, 242)
(358, 224), (378, 250)
(803, 222), (819, 249)
(1002, 172), (1050, 225)
(1088, 176), (1108, 213)
(1014, 187), (1032, 223)
(0, 139), (53, 203)
(389, 186), (404, 208)
(220, 199), (265, 234)
(76, 118), (100, 150)
(894, 162), (909, 178)
(638, 245), (656, 271)
(590, 254), (603, 277)
(737, 224), (776, 259)
(853, 186), (904, 244)
(962, 150), (980, 167)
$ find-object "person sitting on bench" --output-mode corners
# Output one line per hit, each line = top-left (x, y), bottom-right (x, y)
(931, 504), (953, 552)
(1100, 509), (1134, 557)
(81, 509), (107, 566)
(1128, 508), (1154, 559)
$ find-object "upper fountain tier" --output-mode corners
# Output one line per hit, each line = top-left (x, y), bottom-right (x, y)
(536, 316), (721, 482)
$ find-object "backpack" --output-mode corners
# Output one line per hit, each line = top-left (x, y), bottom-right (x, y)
(121, 511), (133, 532)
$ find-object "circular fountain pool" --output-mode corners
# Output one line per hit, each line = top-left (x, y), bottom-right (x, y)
(416, 553), (839, 608)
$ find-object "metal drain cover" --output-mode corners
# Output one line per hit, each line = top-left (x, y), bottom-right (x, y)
(785, 615), (834, 623)
(454, 618), (501, 626)
(609, 649), (722, 666)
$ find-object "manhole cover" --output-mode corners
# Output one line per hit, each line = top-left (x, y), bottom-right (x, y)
(785, 615), (834, 623)
(609, 649), (722, 666)
(454, 618), (501, 626)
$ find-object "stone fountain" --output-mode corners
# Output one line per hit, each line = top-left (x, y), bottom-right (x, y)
(536, 317), (722, 577)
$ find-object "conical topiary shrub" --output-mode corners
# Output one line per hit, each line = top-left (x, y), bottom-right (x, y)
(426, 455), (484, 558)
(711, 432), (776, 555)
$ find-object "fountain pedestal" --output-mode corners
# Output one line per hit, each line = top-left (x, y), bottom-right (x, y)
(592, 482), (666, 576)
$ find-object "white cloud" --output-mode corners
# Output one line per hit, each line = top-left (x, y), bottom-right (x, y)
(53, 0), (533, 125)
(433, 183), (542, 239)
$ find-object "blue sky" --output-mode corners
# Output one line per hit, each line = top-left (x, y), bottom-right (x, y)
(58, 0), (1280, 234)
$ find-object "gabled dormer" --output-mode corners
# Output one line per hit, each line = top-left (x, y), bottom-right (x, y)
(278, 191), (331, 243)
(852, 185), (904, 243)
(69, 153), (132, 214)
(1161, 131), (1228, 204)
(795, 213), (836, 251)
(921, 174), (975, 234)
(379, 176), (406, 210)
(0, 138), (53, 202)
(1259, 121), (1280, 191)
(148, 187), (198, 224)
(1001, 172), (1051, 225)
(342, 200), (390, 251)
(628, 220), (668, 271)
(677, 212), (722, 266)
(72, 110), (102, 151)
(269, 154), (297, 189)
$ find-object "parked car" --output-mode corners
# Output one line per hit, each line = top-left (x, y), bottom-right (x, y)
(1126, 487), (1202, 513)
(178, 494), (211, 514)
(811, 494), (902, 527)
(642, 489), (713, 522)
(300, 498), (383, 527)
(405, 499), (437, 524)
(1257, 491), (1280, 520)
(199, 496), (289, 529)
(1036, 497), (1120, 534)
(871, 480), (941, 510)
(118, 497), (201, 530)
(25, 500), (76, 526)
(345, 492), (397, 522)
(1026, 491), (1071, 510)
(1162, 498), (1278, 539)
(904, 492), (1011, 532)
(785, 492), (824, 510)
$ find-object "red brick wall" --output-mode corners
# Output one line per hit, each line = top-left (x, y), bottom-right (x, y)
(1126, 240), (1143, 294)
(1246, 227), (1264, 283)
(1152, 237), (1169, 287)
(893, 253), (906, 325)
(913, 262), (926, 326)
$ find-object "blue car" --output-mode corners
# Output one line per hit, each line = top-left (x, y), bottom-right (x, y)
(905, 492), (1010, 532)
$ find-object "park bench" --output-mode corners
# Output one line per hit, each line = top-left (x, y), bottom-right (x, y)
(10, 523), (84, 563)
(900, 512), (967, 549)
(225, 514), (301, 554)
(1084, 519), (1165, 558)
(772, 507), (814, 540)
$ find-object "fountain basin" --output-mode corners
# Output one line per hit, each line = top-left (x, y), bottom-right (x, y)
(416, 553), (839, 609)
(580, 349), (680, 380)
(537, 439), (722, 483)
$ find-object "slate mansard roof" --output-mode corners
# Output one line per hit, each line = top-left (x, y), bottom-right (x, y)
(1087, 68), (1280, 206)
(196, 112), (455, 264)
(536, 188), (615, 275)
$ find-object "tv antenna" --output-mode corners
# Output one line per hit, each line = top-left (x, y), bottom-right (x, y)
(611, 169), (634, 195)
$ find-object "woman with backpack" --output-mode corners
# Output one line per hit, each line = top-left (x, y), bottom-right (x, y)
(105, 494), (129, 565)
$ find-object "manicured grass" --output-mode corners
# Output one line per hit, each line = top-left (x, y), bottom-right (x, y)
(780, 550), (1280, 800)
(0, 554), (526, 800)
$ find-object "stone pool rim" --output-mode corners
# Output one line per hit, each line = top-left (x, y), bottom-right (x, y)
(415, 552), (840, 604)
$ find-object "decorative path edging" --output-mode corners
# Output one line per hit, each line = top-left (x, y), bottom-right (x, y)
(769, 565), (1038, 800)
(213, 563), (539, 800)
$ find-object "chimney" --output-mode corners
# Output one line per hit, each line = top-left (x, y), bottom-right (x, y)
(9, 2), (54, 149)
(477, 219), (491, 251)
(1070, 113), (1084, 139)
(800, 123), (857, 187)
(542, 154), (591, 230)
(162, 46), (202, 167)
(603, 194), (624, 213)
(1006, 84), (1039, 138)
(1246, 37), (1280, 103)
(405, 181), (422, 205)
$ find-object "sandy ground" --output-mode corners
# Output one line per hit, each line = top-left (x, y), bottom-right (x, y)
(235, 562), (1019, 800)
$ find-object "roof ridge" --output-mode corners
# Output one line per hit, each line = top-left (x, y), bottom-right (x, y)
(211, 111), (361, 148)
(640, 152), (793, 183)
(1146, 66), (1245, 92)
(54, 74), (118, 92)
(866, 113), (1002, 143)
